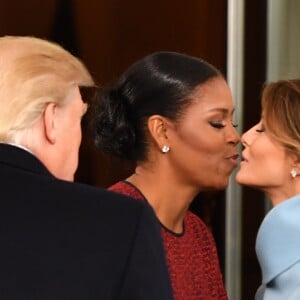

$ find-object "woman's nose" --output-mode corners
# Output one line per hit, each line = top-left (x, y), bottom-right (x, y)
(228, 125), (241, 145)
(240, 129), (252, 147)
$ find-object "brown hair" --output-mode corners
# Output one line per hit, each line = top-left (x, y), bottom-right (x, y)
(262, 79), (300, 157)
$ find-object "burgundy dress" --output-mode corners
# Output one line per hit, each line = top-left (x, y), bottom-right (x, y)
(109, 181), (228, 300)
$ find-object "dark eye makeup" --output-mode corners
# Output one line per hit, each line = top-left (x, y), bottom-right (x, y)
(209, 121), (238, 129)
(210, 122), (225, 129)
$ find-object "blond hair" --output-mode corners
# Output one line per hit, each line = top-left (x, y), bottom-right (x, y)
(262, 79), (300, 157)
(0, 36), (94, 142)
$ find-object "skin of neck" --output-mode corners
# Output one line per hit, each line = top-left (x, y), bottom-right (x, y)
(127, 160), (200, 234)
(264, 179), (300, 206)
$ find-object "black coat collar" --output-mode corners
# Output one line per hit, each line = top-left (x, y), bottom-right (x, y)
(0, 143), (53, 177)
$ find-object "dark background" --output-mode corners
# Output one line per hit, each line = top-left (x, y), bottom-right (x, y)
(0, 1), (267, 298)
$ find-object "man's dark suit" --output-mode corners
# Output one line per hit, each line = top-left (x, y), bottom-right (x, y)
(0, 144), (172, 299)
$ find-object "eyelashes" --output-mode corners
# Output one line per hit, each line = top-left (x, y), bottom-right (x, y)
(255, 124), (265, 133)
(210, 122), (225, 129)
(209, 122), (238, 129)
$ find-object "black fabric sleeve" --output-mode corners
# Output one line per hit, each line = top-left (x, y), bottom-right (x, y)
(117, 203), (173, 300)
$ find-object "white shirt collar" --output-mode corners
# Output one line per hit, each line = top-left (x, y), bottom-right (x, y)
(6, 142), (33, 154)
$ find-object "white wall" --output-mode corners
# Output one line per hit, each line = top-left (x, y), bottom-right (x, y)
(268, 0), (300, 80)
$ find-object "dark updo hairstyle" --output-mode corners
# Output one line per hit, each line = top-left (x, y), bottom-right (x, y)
(93, 51), (222, 162)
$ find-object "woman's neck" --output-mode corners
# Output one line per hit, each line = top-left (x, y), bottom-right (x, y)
(265, 182), (300, 206)
(127, 166), (199, 233)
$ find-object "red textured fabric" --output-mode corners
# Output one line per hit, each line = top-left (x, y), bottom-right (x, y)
(109, 181), (228, 300)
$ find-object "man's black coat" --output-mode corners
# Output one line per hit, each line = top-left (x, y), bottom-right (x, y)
(0, 144), (172, 299)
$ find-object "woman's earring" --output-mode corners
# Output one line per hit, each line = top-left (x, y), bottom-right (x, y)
(291, 168), (298, 178)
(161, 145), (170, 153)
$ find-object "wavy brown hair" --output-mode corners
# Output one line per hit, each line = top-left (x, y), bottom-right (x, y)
(262, 79), (300, 157)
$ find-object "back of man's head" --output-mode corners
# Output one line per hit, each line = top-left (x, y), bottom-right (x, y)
(0, 36), (94, 144)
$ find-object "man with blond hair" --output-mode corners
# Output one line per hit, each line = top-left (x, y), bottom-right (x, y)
(0, 36), (172, 299)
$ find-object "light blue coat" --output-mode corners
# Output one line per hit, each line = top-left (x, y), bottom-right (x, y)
(255, 195), (300, 300)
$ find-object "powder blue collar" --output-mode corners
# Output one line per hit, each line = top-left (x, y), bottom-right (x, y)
(256, 195), (300, 284)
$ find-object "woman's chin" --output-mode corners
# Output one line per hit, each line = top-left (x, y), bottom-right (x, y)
(215, 178), (230, 190)
(235, 175), (260, 188)
(235, 172), (246, 185)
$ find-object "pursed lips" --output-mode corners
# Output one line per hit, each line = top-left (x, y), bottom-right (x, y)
(226, 153), (239, 160)
(240, 152), (248, 163)
(226, 153), (240, 166)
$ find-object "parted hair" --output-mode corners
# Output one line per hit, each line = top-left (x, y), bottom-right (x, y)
(262, 79), (300, 157)
(0, 35), (94, 143)
(92, 51), (221, 162)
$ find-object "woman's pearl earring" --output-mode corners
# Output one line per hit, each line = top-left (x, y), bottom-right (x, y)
(291, 168), (298, 178)
(161, 145), (170, 153)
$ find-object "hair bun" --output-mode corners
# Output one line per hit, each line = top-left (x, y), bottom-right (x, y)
(92, 87), (136, 160)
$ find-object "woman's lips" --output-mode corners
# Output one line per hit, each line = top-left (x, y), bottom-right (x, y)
(239, 154), (249, 166)
(241, 152), (249, 162)
(227, 154), (239, 166)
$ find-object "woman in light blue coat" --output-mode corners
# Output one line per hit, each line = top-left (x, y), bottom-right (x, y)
(236, 79), (300, 300)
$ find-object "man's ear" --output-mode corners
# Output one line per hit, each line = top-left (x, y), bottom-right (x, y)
(147, 115), (170, 150)
(43, 103), (57, 144)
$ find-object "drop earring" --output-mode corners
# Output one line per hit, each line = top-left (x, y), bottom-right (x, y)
(161, 145), (170, 153)
(291, 168), (298, 178)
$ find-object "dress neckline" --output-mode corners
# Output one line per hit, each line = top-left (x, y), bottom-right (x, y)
(123, 180), (186, 237)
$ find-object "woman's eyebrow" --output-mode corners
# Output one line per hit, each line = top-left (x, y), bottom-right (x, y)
(207, 108), (235, 115)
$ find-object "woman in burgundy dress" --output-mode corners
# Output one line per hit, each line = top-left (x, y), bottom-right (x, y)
(92, 51), (240, 300)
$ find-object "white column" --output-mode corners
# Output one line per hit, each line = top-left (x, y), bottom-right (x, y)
(225, 0), (245, 299)
(267, 0), (300, 81)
